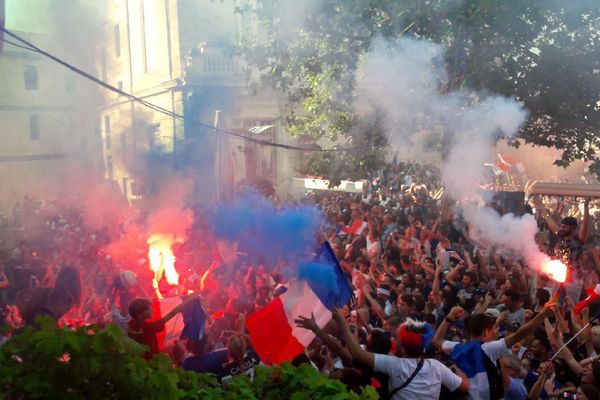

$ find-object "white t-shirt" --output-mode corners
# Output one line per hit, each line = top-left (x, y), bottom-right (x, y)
(373, 355), (462, 400)
(442, 338), (510, 400)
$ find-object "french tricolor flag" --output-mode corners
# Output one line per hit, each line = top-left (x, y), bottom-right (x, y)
(152, 296), (206, 351)
(246, 242), (352, 364)
(450, 341), (491, 399)
(340, 219), (367, 235)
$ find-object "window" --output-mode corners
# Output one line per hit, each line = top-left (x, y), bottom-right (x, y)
(24, 66), (39, 90)
(141, 0), (159, 72)
(104, 115), (111, 150)
(29, 115), (40, 140)
(114, 24), (121, 57)
(140, 2), (147, 72)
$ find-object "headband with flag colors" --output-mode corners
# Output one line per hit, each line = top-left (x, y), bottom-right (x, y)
(397, 319), (434, 352)
(246, 242), (352, 364)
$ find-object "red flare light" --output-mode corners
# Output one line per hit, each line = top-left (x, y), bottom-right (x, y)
(541, 259), (568, 283)
(147, 234), (179, 296)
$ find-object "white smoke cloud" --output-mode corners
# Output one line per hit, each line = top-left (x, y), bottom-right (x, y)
(355, 37), (555, 272)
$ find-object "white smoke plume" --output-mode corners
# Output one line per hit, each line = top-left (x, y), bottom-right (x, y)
(356, 37), (554, 272)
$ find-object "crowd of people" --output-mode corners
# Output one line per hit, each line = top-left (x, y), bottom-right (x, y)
(1, 162), (600, 399)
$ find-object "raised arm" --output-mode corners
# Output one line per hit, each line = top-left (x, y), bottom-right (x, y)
(578, 198), (590, 242)
(332, 307), (374, 368)
(432, 306), (463, 351)
(163, 294), (200, 323)
(362, 284), (387, 321)
(430, 264), (443, 306)
(295, 313), (352, 367)
(527, 361), (553, 400)
(535, 196), (560, 235)
(505, 302), (557, 348)
(445, 263), (462, 286)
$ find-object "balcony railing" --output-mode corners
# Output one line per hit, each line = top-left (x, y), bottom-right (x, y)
(184, 44), (245, 86)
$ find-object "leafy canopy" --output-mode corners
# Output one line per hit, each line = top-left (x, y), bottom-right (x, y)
(239, 0), (600, 180)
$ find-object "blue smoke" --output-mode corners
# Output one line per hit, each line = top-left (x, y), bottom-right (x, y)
(211, 192), (323, 266)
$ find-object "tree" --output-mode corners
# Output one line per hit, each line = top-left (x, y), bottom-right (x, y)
(238, 0), (600, 180)
(0, 318), (377, 399)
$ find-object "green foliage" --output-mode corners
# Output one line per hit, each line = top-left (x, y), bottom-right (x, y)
(239, 0), (600, 180)
(0, 318), (209, 400)
(0, 319), (377, 400)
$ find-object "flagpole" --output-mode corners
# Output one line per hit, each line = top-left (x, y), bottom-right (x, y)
(551, 310), (600, 361)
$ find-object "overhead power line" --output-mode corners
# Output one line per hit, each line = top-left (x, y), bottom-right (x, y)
(0, 36), (38, 52)
(0, 27), (367, 154)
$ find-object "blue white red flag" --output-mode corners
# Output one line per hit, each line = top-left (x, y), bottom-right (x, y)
(246, 242), (352, 364)
(152, 296), (206, 350)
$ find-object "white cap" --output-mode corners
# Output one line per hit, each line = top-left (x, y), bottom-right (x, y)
(485, 308), (500, 319)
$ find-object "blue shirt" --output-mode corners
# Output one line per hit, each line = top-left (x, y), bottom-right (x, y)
(505, 378), (527, 400)
(182, 349), (228, 374)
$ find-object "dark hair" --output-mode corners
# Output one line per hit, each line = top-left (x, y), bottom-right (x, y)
(389, 259), (402, 271)
(580, 383), (599, 399)
(535, 288), (550, 304)
(465, 314), (495, 338)
(400, 294), (414, 308)
(552, 358), (579, 385)
(291, 353), (311, 366)
(464, 271), (478, 284)
(387, 316), (403, 330)
(532, 332), (552, 354)
(400, 255), (411, 265)
(505, 289), (521, 303)
(356, 257), (369, 267)
(128, 298), (152, 319)
(560, 216), (578, 227)
(378, 284), (391, 292)
(424, 313), (436, 326)
(367, 329), (392, 354)
(413, 295), (426, 313)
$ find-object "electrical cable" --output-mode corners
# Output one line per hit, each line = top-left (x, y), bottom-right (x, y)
(0, 36), (38, 52)
(0, 27), (371, 154)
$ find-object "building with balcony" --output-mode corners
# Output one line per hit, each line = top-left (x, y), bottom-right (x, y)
(99, 0), (303, 204)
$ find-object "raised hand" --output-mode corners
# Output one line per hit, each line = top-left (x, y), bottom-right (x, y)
(294, 312), (319, 332)
(331, 306), (346, 326)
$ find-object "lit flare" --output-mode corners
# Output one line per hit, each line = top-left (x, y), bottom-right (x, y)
(541, 259), (567, 283)
(147, 234), (179, 289)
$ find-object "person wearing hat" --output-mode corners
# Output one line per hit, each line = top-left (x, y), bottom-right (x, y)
(431, 302), (557, 400)
(332, 307), (469, 399)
